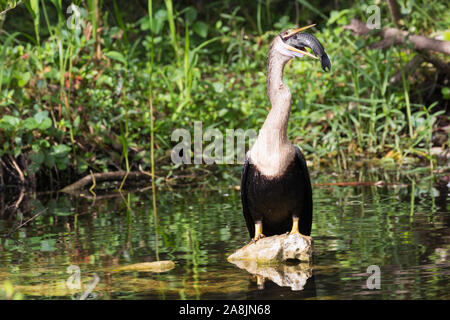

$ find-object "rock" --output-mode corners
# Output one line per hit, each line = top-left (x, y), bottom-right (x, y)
(227, 233), (312, 264)
(229, 259), (312, 291)
(109, 260), (175, 273)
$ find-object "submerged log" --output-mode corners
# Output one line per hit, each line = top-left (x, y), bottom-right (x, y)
(108, 261), (175, 273)
(60, 171), (152, 192)
(227, 233), (312, 264)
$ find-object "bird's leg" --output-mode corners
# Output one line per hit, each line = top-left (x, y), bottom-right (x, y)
(252, 221), (265, 242)
(256, 274), (265, 290)
(289, 217), (302, 235)
(289, 216), (312, 241)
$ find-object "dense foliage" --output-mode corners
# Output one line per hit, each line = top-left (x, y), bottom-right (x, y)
(0, 0), (448, 189)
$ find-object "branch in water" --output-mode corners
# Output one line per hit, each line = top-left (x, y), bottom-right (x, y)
(60, 171), (152, 192)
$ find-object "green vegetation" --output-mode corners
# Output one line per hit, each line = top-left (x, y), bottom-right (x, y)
(0, 0), (448, 189)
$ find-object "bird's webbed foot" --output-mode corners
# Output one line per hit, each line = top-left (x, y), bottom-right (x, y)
(250, 221), (265, 243)
(251, 233), (266, 244)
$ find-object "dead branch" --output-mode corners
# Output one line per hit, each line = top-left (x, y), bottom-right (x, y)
(6, 208), (46, 237)
(386, 0), (402, 28)
(9, 187), (25, 211)
(0, 1), (24, 16)
(63, 184), (154, 200)
(343, 19), (450, 55)
(60, 170), (152, 192)
(8, 155), (25, 184)
(313, 181), (407, 187)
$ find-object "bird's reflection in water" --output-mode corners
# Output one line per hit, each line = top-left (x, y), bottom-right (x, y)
(230, 259), (314, 292)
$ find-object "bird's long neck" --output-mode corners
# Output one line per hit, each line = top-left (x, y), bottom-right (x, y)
(260, 48), (292, 142)
(249, 47), (295, 177)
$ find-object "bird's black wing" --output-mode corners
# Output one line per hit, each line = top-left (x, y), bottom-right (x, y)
(241, 152), (254, 239)
(295, 146), (313, 235)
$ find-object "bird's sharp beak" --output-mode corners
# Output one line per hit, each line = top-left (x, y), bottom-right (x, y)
(281, 24), (319, 60)
(281, 24), (316, 40)
(283, 43), (319, 59)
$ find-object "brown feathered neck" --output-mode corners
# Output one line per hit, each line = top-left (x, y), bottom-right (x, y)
(263, 39), (293, 132)
(248, 38), (296, 178)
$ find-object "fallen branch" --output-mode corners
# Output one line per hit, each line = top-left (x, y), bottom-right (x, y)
(60, 171), (152, 192)
(0, 1), (24, 16)
(8, 187), (25, 211)
(64, 185), (154, 200)
(314, 181), (390, 187)
(343, 19), (450, 55)
(233, 180), (406, 191)
(6, 208), (46, 237)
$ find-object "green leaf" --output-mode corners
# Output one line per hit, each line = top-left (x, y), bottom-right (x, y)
(153, 9), (167, 34)
(212, 82), (224, 93)
(441, 87), (450, 100)
(139, 17), (151, 31)
(44, 154), (55, 168)
(34, 111), (49, 123)
(185, 6), (197, 25)
(29, 152), (45, 165)
(1, 115), (20, 126)
(193, 21), (208, 38)
(14, 71), (31, 87)
(34, 111), (52, 130)
(105, 51), (127, 64)
(51, 144), (71, 157)
(327, 9), (350, 26)
(23, 117), (38, 130)
(38, 118), (52, 131)
(56, 157), (69, 170)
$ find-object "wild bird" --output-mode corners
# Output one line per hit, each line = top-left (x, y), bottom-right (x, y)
(241, 25), (331, 242)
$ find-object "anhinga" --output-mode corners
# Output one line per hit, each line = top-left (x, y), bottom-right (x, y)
(241, 25), (331, 241)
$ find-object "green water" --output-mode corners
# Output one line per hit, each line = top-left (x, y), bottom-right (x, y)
(0, 170), (449, 299)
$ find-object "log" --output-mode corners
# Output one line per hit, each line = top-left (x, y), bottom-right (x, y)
(60, 171), (152, 192)
(343, 19), (450, 55)
(227, 233), (313, 264)
(108, 261), (175, 273)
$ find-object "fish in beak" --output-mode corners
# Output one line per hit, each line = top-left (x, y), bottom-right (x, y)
(279, 24), (331, 72)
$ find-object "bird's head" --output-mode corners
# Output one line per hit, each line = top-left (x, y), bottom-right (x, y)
(273, 24), (331, 72)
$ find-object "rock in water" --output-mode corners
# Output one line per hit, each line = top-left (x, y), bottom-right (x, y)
(229, 259), (312, 291)
(227, 233), (312, 263)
